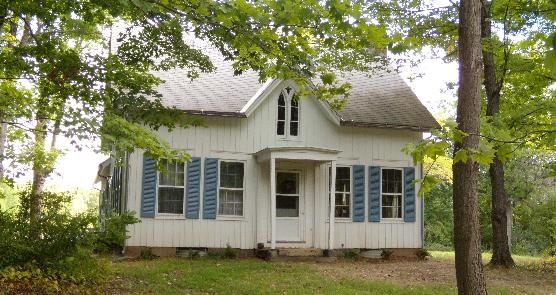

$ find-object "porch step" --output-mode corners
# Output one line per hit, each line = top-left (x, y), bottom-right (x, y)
(360, 249), (382, 259)
(278, 248), (323, 257)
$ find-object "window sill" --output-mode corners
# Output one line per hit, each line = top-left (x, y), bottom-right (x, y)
(155, 214), (186, 220)
(380, 219), (405, 224)
(278, 137), (301, 142)
(216, 215), (246, 221)
(326, 218), (354, 223)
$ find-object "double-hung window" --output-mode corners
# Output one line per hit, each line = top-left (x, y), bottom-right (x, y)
(329, 166), (351, 218)
(157, 159), (185, 214)
(276, 87), (299, 137)
(218, 161), (245, 216)
(381, 168), (403, 219)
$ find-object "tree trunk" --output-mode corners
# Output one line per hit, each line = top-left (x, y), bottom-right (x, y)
(489, 158), (514, 266)
(29, 118), (48, 228)
(453, 0), (488, 294)
(0, 120), (6, 179)
(481, 1), (515, 267)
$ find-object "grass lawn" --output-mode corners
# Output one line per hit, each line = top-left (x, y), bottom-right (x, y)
(103, 251), (555, 295)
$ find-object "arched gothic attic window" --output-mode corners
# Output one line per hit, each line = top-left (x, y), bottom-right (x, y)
(276, 87), (299, 137)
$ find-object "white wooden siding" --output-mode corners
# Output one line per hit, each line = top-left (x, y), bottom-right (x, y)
(125, 81), (424, 249)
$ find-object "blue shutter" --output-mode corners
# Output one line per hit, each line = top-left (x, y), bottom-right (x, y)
(141, 154), (157, 218)
(352, 165), (365, 222)
(203, 158), (218, 219)
(368, 166), (381, 222)
(185, 157), (201, 219)
(404, 167), (416, 222)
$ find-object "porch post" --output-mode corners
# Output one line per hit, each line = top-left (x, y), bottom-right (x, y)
(329, 160), (336, 250)
(270, 156), (276, 249)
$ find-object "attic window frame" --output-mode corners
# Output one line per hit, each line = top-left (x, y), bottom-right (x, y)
(276, 87), (300, 139)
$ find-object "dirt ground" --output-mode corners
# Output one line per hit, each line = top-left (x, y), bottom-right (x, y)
(314, 257), (556, 294)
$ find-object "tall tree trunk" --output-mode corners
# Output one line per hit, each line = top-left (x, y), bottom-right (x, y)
(481, 1), (515, 267)
(453, 0), (488, 294)
(29, 118), (48, 228)
(0, 120), (6, 179)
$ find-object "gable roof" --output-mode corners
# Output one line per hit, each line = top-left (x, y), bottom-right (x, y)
(153, 44), (439, 131)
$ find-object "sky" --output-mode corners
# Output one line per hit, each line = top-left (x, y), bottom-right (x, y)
(46, 57), (459, 192)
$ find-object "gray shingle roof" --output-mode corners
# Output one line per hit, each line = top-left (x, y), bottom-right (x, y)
(153, 45), (439, 131)
(154, 43), (264, 116)
(334, 71), (440, 130)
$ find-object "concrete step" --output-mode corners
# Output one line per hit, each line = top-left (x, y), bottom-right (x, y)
(277, 248), (323, 257)
(360, 249), (382, 259)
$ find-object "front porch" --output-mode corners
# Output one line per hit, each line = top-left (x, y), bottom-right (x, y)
(254, 146), (342, 251)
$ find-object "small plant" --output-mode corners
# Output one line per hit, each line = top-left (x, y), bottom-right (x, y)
(381, 249), (393, 260)
(343, 250), (359, 260)
(189, 250), (201, 259)
(95, 211), (140, 254)
(223, 243), (237, 259)
(416, 249), (431, 260)
(139, 248), (157, 260)
(544, 245), (556, 257)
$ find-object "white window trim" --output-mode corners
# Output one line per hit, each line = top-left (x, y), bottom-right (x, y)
(276, 87), (301, 140)
(216, 159), (246, 219)
(327, 165), (353, 220)
(155, 160), (186, 218)
(380, 167), (404, 222)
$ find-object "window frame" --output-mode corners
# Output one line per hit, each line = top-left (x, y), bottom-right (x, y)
(155, 159), (186, 217)
(275, 170), (302, 219)
(327, 165), (353, 220)
(217, 160), (246, 218)
(276, 87), (300, 140)
(380, 167), (404, 221)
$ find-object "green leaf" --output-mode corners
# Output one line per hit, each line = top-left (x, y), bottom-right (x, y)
(453, 150), (468, 164)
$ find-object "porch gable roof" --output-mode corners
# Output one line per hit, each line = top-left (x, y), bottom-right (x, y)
(253, 146), (341, 163)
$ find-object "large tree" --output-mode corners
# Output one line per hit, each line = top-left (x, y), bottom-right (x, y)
(0, 1), (391, 226)
(377, 0), (555, 268)
(452, 0), (488, 293)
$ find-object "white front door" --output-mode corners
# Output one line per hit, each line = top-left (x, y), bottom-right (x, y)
(276, 171), (304, 242)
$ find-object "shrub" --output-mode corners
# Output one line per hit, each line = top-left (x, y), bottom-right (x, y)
(545, 245), (556, 257)
(139, 248), (157, 260)
(416, 249), (431, 260)
(381, 249), (393, 260)
(94, 211), (140, 254)
(223, 244), (237, 259)
(343, 251), (359, 260)
(0, 188), (110, 284)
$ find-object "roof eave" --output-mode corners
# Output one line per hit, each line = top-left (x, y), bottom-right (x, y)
(340, 120), (439, 132)
(183, 110), (247, 118)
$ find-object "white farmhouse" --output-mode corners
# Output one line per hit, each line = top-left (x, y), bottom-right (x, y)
(99, 47), (439, 258)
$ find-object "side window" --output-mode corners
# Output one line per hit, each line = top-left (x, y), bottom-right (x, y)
(329, 166), (351, 218)
(276, 88), (300, 138)
(381, 169), (403, 219)
(218, 161), (244, 216)
(158, 159), (185, 214)
(277, 93), (286, 136)
(290, 95), (299, 136)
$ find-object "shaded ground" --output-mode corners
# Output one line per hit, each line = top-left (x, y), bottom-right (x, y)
(316, 254), (556, 295)
(103, 252), (555, 295)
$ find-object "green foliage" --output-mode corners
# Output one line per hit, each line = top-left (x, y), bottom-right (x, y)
(343, 250), (359, 260)
(139, 248), (157, 260)
(424, 149), (556, 255)
(416, 249), (431, 260)
(95, 211), (140, 254)
(0, 0), (401, 179)
(545, 245), (556, 258)
(223, 243), (238, 259)
(0, 188), (109, 282)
